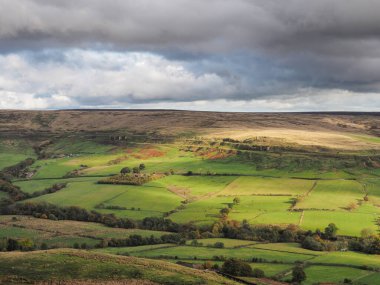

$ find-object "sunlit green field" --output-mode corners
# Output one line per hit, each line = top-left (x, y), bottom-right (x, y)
(301, 266), (370, 285)
(219, 176), (313, 196)
(1, 134), (380, 285)
(295, 180), (364, 210)
(8, 142), (378, 236)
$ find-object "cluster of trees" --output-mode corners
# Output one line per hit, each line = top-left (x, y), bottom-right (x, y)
(98, 173), (156, 185)
(120, 164), (145, 175)
(0, 237), (35, 251)
(106, 233), (183, 248)
(301, 223), (342, 251)
(99, 164), (167, 185)
(221, 258), (265, 278)
(219, 197), (240, 218)
(349, 235), (380, 254)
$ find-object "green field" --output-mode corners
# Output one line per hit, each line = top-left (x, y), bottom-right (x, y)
(295, 180), (364, 210)
(302, 265), (370, 285)
(109, 245), (316, 263)
(185, 238), (257, 248)
(1, 125), (380, 285)
(219, 176), (314, 196)
(0, 139), (36, 171)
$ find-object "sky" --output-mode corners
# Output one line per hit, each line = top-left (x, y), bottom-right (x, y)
(0, 0), (380, 111)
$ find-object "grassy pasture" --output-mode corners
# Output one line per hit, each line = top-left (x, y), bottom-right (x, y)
(219, 176), (314, 196)
(250, 243), (326, 256)
(30, 158), (80, 179)
(185, 238), (257, 248)
(25, 179), (183, 220)
(364, 178), (380, 205)
(0, 224), (99, 248)
(295, 180), (364, 210)
(95, 244), (178, 255)
(0, 139), (36, 171)
(168, 196), (232, 225)
(151, 175), (236, 197)
(311, 251), (380, 269)
(356, 272), (380, 284)
(301, 210), (378, 237)
(126, 245), (315, 263)
(14, 177), (99, 194)
(302, 265), (371, 285)
(228, 196), (294, 222)
(46, 138), (114, 155)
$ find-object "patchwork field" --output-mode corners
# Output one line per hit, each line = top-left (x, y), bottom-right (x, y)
(0, 111), (380, 284)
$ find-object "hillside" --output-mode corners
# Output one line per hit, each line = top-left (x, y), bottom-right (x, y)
(0, 110), (380, 150)
(0, 249), (239, 285)
(0, 110), (379, 285)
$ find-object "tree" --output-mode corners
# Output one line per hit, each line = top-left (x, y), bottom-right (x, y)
(361, 228), (375, 238)
(120, 167), (131, 175)
(219, 207), (230, 217)
(132, 167), (140, 174)
(7, 239), (19, 251)
(221, 258), (253, 276)
(214, 242), (224, 248)
(324, 223), (338, 239)
(292, 266), (306, 283)
(139, 163), (145, 170)
(233, 197), (241, 205)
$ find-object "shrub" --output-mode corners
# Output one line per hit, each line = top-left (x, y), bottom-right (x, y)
(292, 266), (306, 283)
(252, 268), (265, 278)
(214, 242), (224, 248)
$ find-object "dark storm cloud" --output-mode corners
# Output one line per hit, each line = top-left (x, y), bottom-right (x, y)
(0, 0), (380, 110)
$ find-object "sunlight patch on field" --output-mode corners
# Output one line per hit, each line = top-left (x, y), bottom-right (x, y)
(207, 128), (380, 150)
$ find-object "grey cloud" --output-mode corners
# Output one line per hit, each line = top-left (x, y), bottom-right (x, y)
(0, 0), (380, 109)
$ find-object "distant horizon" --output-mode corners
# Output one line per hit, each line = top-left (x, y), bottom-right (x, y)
(1, 108), (380, 115)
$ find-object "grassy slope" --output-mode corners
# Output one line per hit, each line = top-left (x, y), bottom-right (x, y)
(0, 249), (239, 285)
(0, 215), (168, 248)
(0, 139), (36, 171)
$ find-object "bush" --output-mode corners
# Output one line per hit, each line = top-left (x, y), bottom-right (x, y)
(302, 236), (324, 251)
(252, 268), (265, 278)
(214, 242), (224, 248)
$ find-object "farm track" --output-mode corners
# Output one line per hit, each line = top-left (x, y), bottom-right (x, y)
(298, 211), (305, 226)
